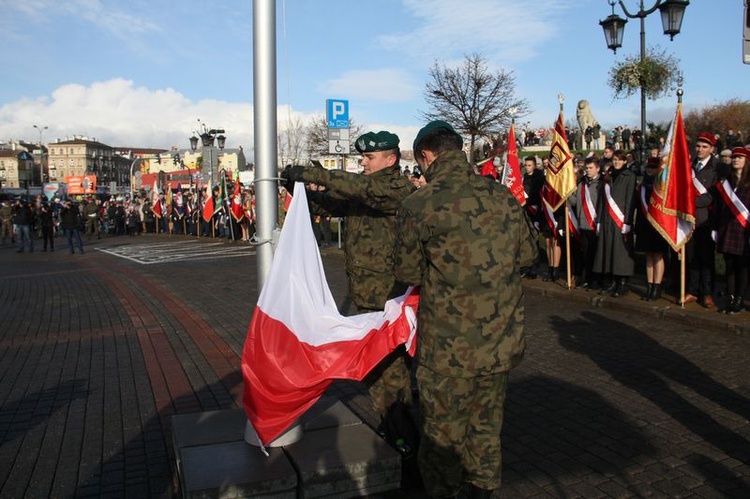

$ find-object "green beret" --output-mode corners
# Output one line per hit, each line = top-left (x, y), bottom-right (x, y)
(412, 120), (463, 152)
(355, 131), (400, 153)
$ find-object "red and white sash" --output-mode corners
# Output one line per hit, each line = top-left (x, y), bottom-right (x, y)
(692, 171), (708, 196)
(580, 182), (597, 234)
(567, 203), (580, 240)
(604, 182), (626, 230)
(639, 184), (649, 215)
(716, 179), (750, 230)
(542, 197), (557, 233)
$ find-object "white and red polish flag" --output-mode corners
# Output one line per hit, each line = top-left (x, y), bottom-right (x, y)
(241, 183), (419, 446)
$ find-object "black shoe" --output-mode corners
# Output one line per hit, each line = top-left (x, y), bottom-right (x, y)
(648, 283), (662, 301)
(599, 282), (615, 295)
(579, 281), (590, 289)
(611, 277), (628, 298)
(588, 282), (602, 292)
(641, 283), (653, 301)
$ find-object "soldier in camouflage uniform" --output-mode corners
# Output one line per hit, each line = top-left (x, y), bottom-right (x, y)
(393, 121), (539, 498)
(282, 131), (416, 425)
(83, 197), (100, 239)
(0, 199), (13, 244)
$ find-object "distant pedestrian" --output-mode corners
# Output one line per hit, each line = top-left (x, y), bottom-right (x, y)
(61, 200), (84, 254)
(14, 199), (34, 253)
(39, 202), (55, 252)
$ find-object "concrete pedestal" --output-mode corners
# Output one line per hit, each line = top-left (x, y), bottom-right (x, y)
(172, 396), (401, 498)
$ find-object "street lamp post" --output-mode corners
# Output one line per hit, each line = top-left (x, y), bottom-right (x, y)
(599, 0), (689, 163)
(33, 125), (48, 186)
(189, 120), (226, 188)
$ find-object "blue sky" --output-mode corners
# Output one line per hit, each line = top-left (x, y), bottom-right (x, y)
(0, 0), (746, 158)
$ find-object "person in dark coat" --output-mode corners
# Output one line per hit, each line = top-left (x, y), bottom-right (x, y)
(684, 132), (724, 308)
(60, 200), (84, 254)
(569, 156), (603, 289)
(39, 202), (55, 252)
(715, 147), (750, 314)
(634, 157), (671, 301)
(593, 150), (636, 297)
(522, 156), (544, 279)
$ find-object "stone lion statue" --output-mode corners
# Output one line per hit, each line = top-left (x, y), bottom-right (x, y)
(576, 99), (596, 134)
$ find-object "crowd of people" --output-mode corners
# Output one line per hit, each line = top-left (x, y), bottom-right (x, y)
(519, 131), (750, 315)
(0, 182), (266, 254)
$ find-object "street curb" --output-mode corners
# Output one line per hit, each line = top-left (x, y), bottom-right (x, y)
(523, 281), (750, 337)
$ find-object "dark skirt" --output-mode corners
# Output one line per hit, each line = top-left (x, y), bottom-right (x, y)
(634, 214), (670, 253)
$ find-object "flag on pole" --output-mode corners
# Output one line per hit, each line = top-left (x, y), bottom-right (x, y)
(502, 123), (526, 206)
(165, 185), (173, 218)
(201, 187), (214, 223)
(545, 112), (576, 211)
(151, 180), (162, 218)
(646, 104), (695, 251)
(230, 181), (244, 221)
(241, 183), (419, 446)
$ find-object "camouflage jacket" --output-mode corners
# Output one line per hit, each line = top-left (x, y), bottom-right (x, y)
(393, 150), (539, 377)
(303, 164), (416, 310)
(0, 204), (11, 223)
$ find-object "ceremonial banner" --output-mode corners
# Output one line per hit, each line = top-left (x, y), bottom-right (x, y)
(151, 180), (162, 218)
(646, 104), (695, 251)
(503, 123), (527, 206)
(230, 181), (244, 221)
(545, 112), (576, 211)
(241, 184), (419, 446)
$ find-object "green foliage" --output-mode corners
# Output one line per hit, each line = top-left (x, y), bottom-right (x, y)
(607, 47), (680, 100)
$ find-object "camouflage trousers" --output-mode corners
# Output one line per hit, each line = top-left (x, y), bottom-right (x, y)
(364, 346), (413, 419)
(417, 368), (509, 497)
(345, 298), (414, 420)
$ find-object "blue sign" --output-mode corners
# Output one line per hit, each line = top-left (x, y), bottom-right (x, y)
(326, 99), (350, 129)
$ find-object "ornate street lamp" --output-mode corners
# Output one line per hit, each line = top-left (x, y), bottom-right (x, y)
(599, 0), (689, 163)
(189, 120), (226, 187)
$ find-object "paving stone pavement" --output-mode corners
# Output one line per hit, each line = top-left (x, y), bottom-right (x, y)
(0, 234), (748, 498)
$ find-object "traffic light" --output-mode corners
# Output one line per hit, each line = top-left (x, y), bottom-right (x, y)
(745, 0), (750, 64)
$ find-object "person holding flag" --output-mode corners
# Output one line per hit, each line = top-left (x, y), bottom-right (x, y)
(394, 120), (538, 498)
(544, 102), (578, 286)
(281, 130), (416, 433)
(593, 150), (636, 297)
(714, 147), (750, 314)
(643, 96), (696, 306)
(635, 157), (671, 301)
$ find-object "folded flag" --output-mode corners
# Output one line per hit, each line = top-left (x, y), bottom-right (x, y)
(241, 182), (419, 446)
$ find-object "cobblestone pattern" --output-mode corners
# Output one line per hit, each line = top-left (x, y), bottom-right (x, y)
(0, 236), (748, 498)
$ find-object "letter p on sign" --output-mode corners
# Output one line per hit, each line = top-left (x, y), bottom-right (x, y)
(326, 99), (350, 129)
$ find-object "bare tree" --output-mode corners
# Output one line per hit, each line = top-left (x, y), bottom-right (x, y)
(422, 53), (530, 160)
(278, 114), (307, 167)
(305, 116), (364, 160)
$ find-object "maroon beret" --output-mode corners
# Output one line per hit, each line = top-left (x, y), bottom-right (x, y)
(696, 132), (717, 147)
(731, 147), (750, 159)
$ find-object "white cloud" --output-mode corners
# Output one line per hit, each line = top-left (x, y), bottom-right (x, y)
(0, 79), (254, 150)
(320, 69), (419, 102)
(380, 0), (573, 64)
(0, 79), (345, 159)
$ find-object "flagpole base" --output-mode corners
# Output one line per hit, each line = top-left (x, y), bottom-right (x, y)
(244, 419), (303, 448)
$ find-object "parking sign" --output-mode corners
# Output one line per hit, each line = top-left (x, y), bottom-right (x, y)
(326, 99), (349, 129)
